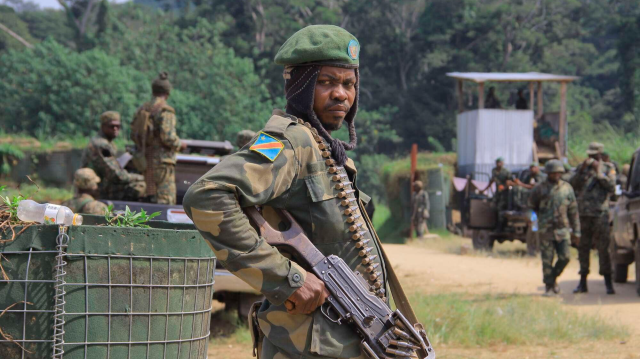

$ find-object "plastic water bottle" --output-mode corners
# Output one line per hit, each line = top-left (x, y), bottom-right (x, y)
(17, 200), (83, 226)
(530, 211), (538, 232)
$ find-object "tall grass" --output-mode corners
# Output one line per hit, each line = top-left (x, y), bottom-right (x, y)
(2, 183), (73, 204)
(568, 112), (639, 165)
(413, 293), (629, 347)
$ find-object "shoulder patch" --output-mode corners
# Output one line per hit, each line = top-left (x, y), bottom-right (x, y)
(250, 132), (284, 162)
(264, 114), (296, 135)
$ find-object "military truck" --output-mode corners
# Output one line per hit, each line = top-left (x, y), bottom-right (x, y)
(610, 146), (640, 295)
(462, 168), (540, 254)
(447, 72), (578, 253)
(106, 139), (263, 317)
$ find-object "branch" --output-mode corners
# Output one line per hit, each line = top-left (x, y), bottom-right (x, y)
(0, 22), (33, 49)
(79, 0), (99, 36)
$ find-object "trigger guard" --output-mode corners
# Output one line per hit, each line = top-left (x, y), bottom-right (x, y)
(321, 301), (342, 325)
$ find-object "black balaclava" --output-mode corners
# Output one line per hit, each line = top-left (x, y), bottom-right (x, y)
(283, 64), (358, 166)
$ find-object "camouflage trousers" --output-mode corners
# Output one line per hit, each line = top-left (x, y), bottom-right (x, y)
(256, 301), (364, 359)
(150, 164), (176, 205)
(540, 232), (571, 285)
(578, 215), (612, 276)
(99, 179), (146, 201)
(412, 218), (428, 237)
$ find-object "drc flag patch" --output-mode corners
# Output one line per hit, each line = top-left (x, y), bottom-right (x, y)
(250, 132), (284, 162)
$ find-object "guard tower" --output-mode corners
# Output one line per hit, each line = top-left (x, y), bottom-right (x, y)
(446, 72), (579, 178)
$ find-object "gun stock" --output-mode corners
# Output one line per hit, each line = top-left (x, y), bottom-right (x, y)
(243, 206), (435, 359)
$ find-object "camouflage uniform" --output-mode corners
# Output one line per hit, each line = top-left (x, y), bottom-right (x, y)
(491, 166), (511, 210)
(570, 160), (616, 276)
(135, 97), (182, 205)
(63, 168), (108, 215)
(183, 110), (384, 359)
(81, 132), (145, 201)
(528, 177), (580, 286)
(411, 187), (430, 237)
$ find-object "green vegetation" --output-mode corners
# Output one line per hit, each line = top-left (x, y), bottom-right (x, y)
(413, 293), (629, 347)
(1, 183), (73, 204)
(0, 185), (24, 223)
(104, 205), (160, 228)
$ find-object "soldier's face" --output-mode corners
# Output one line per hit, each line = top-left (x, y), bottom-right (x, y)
(313, 66), (356, 132)
(530, 166), (539, 175)
(548, 172), (562, 182)
(102, 120), (121, 140)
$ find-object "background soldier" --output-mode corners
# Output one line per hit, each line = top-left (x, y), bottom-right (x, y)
(132, 72), (185, 205)
(63, 168), (108, 215)
(529, 160), (580, 296)
(236, 130), (256, 149)
(570, 142), (616, 294)
(411, 180), (430, 238)
(81, 111), (145, 201)
(513, 162), (545, 210)
(482, 157), (511, 229)
(184, 25), (385, 359)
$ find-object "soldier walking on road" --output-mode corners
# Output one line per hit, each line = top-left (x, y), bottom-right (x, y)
(81, 111), (146, 201)
(63, 168), (109, 215)
(570, 142), (616, 294)
(183, 25), (389, 359)
(529, 160), (581, 296)
(132, 72), (186, 205)
(411, 180), (430, 238)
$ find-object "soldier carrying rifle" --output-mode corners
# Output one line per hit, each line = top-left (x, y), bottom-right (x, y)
(183, 26), (431, 359)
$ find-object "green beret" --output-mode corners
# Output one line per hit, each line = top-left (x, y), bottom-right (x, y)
(496, 157), (504, 163)
(275, 25), (360, 68)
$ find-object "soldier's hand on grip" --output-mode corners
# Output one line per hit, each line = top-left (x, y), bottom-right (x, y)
(285, 272), (329, 315)
(571, 234), (580, 246)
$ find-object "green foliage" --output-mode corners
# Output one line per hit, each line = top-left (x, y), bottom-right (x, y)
(96, 6), (274, 140)
(413, 293), (628, 347)
(0, 5), (36, 53)
(0, 39), (147, 138)
(104, 204), (160, 228)
(0, 185), (25, 223)
(0, 143), (25, 175)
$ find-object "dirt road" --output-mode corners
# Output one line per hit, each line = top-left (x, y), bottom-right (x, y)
(209, 240), (640, 358)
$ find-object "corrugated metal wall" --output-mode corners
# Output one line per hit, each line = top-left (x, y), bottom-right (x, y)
(457, 109), (534, 179)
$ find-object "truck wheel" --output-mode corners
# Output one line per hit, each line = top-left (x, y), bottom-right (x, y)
(526, 227), (539, 257)
(472, 230), (493, 251)
(614, 264), (629, 283)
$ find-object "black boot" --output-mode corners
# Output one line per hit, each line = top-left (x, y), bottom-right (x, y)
(604, 274), (615, 295)
(573, 275), (588, 293)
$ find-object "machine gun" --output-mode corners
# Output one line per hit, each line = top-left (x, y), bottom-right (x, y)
(244, 207), (435, 359)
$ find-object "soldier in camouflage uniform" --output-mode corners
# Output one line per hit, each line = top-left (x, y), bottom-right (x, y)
(570, 142), (616, 294)
(411, 180), (430, 237)
(528, 160), (581, 296)
(513, 162), (545, 209)
(237, 130), (257, 149)
(133, 72), (185, 205)
(184, 25), (385, 359)
(482, 157), (511, 229)
(81, 111), (146, 201)
(63, 168), (108, 215)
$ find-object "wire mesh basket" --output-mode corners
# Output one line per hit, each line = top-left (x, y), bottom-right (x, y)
(0, 221), (216, 359)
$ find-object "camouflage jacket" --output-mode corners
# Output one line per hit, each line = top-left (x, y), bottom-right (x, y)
(523, 171), (545, 186)
(63, 193), (108, 216)
(81, 132), (140, 192)
(135, 97), (182, 166)
(569, 161), (616, 217)
(491, 167), (511, 190)
(183, 110), (385, 358)
(528, 179), (581, 239)
(411, 190), (429, 221)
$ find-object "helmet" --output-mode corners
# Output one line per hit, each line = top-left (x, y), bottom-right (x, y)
(586, 142), (604, 155)
(74, 168), (101, 190)
(544, 160), (565, 174)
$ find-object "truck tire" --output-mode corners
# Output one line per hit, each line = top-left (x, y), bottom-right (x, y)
(472, 230), (493, 251)
(614, 264), (629, 283)
(526, 226), (539, 257)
